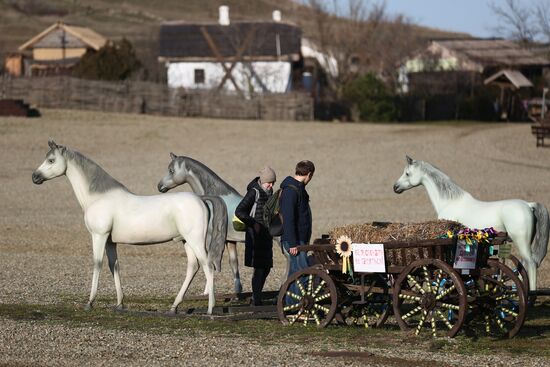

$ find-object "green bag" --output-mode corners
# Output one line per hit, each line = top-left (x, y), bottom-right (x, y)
(233, 188), (260, 232)
(263, 184), (299, 237)
(232, 215), (246, 232)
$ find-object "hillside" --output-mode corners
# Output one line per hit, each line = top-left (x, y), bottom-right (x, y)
(0, 0), (469, 80)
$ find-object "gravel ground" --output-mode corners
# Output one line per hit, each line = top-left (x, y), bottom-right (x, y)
(1, 318), (549, 367)
(1, 109), (550, 366)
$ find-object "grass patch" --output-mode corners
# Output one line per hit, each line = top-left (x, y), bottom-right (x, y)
(1, 301), (550, 358)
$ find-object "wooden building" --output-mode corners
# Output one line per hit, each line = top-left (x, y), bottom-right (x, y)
(402, 39), (550, 92)
(15, 22), (107, 77)
(399, 39), (550, 120)
(4, 53), (24, 77)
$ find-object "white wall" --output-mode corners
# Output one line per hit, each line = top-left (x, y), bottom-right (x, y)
(166, 61), (292, 95)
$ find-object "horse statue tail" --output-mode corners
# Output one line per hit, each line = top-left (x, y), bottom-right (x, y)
(202, 196), (228, 272)
(530, 202), (550, 267)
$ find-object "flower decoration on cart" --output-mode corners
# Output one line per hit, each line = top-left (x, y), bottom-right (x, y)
(335, 235), (353, 275)
(443, 227), (498, 253)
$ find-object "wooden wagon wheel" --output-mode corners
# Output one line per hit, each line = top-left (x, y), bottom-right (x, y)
(506, 255), (529, 299)
(277, 267), (338, 328)
(392, 259), (467, 338)
(472, 260), (527, 338)
(343, 274), (392, 328)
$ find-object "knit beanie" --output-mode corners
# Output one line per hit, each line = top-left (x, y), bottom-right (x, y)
(259, 166), (276, 183)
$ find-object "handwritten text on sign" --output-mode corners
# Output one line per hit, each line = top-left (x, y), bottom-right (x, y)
(352, 243), (386, 273)
(453, 239), (478, 270)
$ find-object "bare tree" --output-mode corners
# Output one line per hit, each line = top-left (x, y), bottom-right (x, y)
(534, 1), (550, 43)
(490, 0), (547, 43)
(306, 0), (419, 98)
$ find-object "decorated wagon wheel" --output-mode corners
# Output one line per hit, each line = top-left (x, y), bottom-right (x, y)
(506, 255), (529, 299)
(277, 266), (338, 328)
(472, 260), (527, 338)
(392, 259), (467, 338)
(343, 274), (393, 328)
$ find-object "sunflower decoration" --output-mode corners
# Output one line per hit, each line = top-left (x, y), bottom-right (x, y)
(335, 235), (353, 275)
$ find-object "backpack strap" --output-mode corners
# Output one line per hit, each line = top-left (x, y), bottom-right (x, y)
(250, 187), (260, 217)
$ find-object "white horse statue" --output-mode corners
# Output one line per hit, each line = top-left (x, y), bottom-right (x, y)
(393, 155), (549, 291)
(32, 140), (225, 314)
(157, 153), (245, 293)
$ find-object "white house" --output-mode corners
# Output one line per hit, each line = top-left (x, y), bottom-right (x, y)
(158, 7), (302, 96)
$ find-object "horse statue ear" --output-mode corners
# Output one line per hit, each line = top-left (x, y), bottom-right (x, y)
(170, 152), (177, 160)
(406, 155), (414, 165)
(48, 139), (58, 150)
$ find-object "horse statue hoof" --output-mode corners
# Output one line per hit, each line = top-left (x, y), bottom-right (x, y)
(84, 303), (93, 312)
(114, 304), (126, 312)
(167, 308), (177, 316)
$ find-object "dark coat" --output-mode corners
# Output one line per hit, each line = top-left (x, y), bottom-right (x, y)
(279, 176), (312, 246)
(235, 177), (273, 268)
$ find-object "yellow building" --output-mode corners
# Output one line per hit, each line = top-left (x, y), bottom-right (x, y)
(16, 22), (107, 76)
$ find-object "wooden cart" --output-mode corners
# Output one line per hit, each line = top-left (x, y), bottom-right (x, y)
(277, 231), (528, 338)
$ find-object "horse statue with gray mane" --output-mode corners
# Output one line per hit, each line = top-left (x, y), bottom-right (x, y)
(393, 155), (549, 292)
(32, 140), (227, 314)
(157, 153), (246, 294)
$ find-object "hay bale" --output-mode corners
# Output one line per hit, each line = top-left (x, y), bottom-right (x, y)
(329, 220), (463, 243)
(329, 220), (464, 266)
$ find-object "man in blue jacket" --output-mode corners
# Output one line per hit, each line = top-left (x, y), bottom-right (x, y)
(279, 160), (315, 279)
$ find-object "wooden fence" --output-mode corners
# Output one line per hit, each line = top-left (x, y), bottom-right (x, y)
(0, 76), (313, 121)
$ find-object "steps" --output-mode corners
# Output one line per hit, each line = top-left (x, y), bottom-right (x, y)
(0, 99), (40, 117)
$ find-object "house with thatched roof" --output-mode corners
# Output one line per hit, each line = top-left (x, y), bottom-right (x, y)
(12, 21), (107, 77)
(402, 39), (550, 92)
(399, 38), (550, 120)
(158, 6), (308, 96)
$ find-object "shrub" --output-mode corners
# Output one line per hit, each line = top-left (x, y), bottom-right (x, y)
(343, 73), (398, 122)
(73, 38), (142, 81)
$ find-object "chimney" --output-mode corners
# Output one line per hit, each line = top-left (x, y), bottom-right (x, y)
(219, 5), (230, 26)
(272, 10), (281, 22)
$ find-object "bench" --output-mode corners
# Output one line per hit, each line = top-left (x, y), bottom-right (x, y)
(531, 124), (550, 147)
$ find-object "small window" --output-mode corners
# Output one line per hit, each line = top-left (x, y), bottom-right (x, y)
(194, 69), (205, 84)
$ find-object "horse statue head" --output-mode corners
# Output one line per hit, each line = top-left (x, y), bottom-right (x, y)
(157, 152), (187, 193)
(393, 155), (423, 194)
(32, 140), (67, 185)
(157, 153), (238, 197)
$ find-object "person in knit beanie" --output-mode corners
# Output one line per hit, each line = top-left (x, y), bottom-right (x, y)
(259, 166), (276, 184)
(235, 166), (277, 305)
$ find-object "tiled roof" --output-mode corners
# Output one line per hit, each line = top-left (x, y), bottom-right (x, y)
(159, 21), (301, 61)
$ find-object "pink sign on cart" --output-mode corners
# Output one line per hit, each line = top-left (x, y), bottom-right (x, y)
(453, 239), (478, 270)
(352, 243), (386, 273)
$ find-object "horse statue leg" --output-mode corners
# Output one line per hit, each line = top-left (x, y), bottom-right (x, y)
(178, 240), (216, 314)
(506, 227), (537, 292)
(169, 242), (199, 315)
(517, 239), (537, 292)
(202, 259), (216, 314)
(201, 241), (241, 296)
(106, 241), (124, 311)
(226, 241), (242, 294)
(85, 233), (108, 311)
